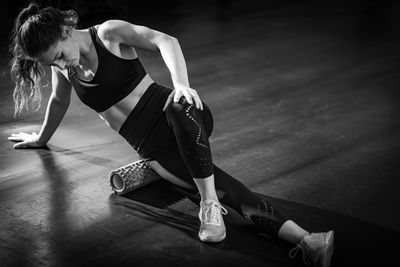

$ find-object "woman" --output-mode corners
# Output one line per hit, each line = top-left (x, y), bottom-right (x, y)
(8, 3), (334, 267)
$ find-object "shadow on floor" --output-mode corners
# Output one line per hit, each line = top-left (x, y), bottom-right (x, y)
(45, 181), (400, 267)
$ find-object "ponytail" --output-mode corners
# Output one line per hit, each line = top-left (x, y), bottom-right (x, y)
(9, 2), (79, 116)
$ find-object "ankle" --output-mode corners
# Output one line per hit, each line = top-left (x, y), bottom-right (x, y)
(193, 175), (219, 203)
(278, 220), (310, 245)
(299, 231), (310, 241)
(201, 195), (219, 202)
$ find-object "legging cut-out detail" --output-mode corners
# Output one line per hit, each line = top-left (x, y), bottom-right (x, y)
(118, 83), (289, 237)
(155, 150), (289, 238)
(164, 97), (214, 178)
(185, 104), (209, 149)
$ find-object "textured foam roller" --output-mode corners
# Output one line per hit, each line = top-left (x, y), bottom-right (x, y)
(109, 160), (162, 195)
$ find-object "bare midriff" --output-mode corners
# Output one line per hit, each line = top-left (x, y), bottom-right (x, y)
(63, 35), (189, 180)
(99, 74), (195, 183)
(98, 74), (154, 132)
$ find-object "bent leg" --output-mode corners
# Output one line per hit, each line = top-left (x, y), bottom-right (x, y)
(164, 97), (214, 179)
(163, 98), (227, 241)
(161, 98), (307, 241)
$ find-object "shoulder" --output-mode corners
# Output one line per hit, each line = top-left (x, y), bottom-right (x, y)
(96, 20), (133, 42)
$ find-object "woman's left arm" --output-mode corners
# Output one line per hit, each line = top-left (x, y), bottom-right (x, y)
(98, 20), (203, 110)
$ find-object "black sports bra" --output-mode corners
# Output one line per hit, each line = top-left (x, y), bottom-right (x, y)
(68, 26), (147, 112)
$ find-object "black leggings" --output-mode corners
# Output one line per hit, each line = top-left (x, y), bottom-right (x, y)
(119, 83), (289, 238)
(157, 96), (289, 238)
(164, 97), (214, 178)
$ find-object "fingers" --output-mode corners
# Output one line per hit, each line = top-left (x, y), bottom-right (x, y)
(8, 131), (41, 148)
(10, 132), (32, 137)
(10, 133), (25, 137)
(162, 91), (174, 111)
(173, 89), (186, 104)
(188, 89), (198, 109)
(190, 89), (203, 110)
(181, 90), (193, 105)
(12, 140), (43, 149)
(166, 87), (203, 111)
(8, 136), (23, 142)
(8, 132), (27, 142)
(14, 141), (29, 149)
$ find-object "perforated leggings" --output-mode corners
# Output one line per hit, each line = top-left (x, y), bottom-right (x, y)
(159, 97), (289, 237)
(164, 97), (214, 178)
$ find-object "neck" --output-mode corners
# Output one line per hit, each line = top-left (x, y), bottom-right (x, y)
(72, 29), (93, 66)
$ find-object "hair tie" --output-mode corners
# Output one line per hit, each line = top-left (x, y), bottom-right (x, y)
(62, 10), (79, 25)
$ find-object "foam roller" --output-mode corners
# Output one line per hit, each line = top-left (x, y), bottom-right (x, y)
(109, 160), (162, 195)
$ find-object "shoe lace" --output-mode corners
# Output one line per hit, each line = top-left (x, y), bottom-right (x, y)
(289, 244), (310, 265)
(201, 200), (228, 225)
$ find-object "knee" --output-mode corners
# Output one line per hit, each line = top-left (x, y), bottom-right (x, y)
(165, 97), (194, 124)
(165, 98), (213, 136)
(165, 96), (186, 115)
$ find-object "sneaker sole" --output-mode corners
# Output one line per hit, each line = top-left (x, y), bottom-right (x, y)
(199, 232), (226, 243)
(319, 230), (334, 267)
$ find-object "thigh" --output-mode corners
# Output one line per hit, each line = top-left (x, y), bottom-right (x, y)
(149, 149), (251, 202)
(149, 153), (256, 212)
(148, 150), (197, 191)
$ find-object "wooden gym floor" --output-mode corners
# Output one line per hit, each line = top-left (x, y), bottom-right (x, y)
(1, 1), (399, 266)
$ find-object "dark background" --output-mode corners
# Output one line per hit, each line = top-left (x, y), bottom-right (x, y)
(1, 1), (400, 266)
(1, 0), (400, 121)
(2, 0), (400, 56)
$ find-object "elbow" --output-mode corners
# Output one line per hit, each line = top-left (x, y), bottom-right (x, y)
(164, 34), (178, 43)
(168, 35), (178, 43)
(158, 35), (179, 50)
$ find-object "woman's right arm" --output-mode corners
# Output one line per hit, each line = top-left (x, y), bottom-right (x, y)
(9, 67), (72, 148)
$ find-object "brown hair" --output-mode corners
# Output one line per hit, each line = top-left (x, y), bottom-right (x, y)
(9, 2), (78, 116)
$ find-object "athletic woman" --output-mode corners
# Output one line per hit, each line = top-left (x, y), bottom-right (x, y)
(8, 3), (334, 266)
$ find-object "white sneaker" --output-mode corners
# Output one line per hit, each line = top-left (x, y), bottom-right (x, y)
(289, 230), (334, 267)
(198, 199), (228, 242)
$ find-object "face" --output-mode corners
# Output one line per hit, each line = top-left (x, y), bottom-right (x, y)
(36, 29), (80, 70)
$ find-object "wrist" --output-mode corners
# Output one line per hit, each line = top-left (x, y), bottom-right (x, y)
(36, 136), (48, 146)
(172, 79), (189, 89)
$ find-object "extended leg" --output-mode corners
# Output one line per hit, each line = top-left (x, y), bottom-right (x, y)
(161, 98), (333, 265)
(162, 98), (304, 241)
(154, 150), (306, 241)
(153, 154), (334, 266)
